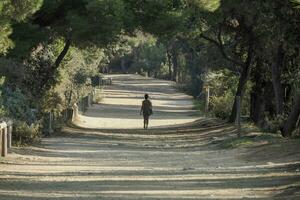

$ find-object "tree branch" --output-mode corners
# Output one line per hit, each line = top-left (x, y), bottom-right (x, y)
(199, 29), (244, 67)
(54, 31), (72, 69)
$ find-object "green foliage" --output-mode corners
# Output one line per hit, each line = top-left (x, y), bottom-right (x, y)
(24, 45), (56, 100)
(8, 22), (49, 59)
(261, 114), (287, 133)
(36, 0), (129, 48)
(13, 120), (40, 145)
(0, 77), (7, 118)
(127, 0), (185, 38)
(290, 0), (300, 8)
(192, 70), (240, 119)
(193, 99), (205, 115)
(48, 41), (100, 111)
(0, 22), (14, 55)
(0, 0), (43, 54)
(204, 70), (251, 119)
(40, 89), (63, 113)
(194, 0), (221, 12)
(0, 57), (25, 85)
(210, 93), (235, 119)
(1, 0), (43, 22)
(3, 87), (32, 121)
(83, 0), (126, 44)
(0, 0), (299, 138)
(288, 58), (300, 96)
(131, 40), (166, 76)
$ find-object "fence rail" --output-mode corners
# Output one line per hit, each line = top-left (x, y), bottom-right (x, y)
(0, 120), (13, 157)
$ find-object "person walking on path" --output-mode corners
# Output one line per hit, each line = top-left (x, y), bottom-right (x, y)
(140, 94), (153, 129)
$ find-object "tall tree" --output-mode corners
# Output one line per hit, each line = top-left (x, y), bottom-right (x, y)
(0, 0), (43, 55)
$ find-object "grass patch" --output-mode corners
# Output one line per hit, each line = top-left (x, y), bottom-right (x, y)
(241, 123), (261, 132)
(217, 133), (282, 149)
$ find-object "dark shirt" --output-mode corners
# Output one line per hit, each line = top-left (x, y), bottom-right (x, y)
(141, 99), (152, 116)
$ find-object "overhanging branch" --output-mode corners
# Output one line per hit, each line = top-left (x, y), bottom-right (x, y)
(54, 31), (72, 69)
(199, 30), (244, 67)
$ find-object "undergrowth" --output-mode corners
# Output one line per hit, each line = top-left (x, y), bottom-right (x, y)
(217, 133), (282, 149)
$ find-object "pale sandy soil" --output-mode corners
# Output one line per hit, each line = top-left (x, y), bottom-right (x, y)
(0, 74), (300, 200)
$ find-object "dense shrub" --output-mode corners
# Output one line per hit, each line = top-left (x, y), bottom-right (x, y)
(0, 77), (7, 118)
(193, 69), (251, 120)
(260, 114), (286, 133)
(210, 93), (235, 119)
(3, 87), (32, 121)
(13, 120), (41, 145)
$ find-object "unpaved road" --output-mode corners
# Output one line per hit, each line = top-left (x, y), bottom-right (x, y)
(0, 74), (300, 199)
(75, 74), (200, 129)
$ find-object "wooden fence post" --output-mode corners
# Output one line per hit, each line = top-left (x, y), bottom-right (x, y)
(235, 96), (241, 137)
(1, 122), (8, 157)
(72, 103), (79, 122)
(99, 76), (102, 86)
(91, 91), (94, 104)
(0, 126), (2, 157)
(7, 120), (12, 149)
(87, 94), (91, 107)
(48, 112), (54, 135)
(204, 86), (210, 116)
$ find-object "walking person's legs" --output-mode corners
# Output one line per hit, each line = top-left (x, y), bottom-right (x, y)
(145, 119), (149, 129)
(143, 115), (149, 129)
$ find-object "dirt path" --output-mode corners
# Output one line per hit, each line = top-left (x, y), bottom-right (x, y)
(75, 74), (200, 129)
(0, 74), (300, 199)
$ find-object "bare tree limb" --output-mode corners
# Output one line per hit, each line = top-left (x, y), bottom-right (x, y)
(199, 28), (244, 67)
(54, 31), (72, 69)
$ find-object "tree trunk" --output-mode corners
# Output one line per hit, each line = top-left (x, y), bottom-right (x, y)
(228, 65), (251, 122)
(271, 44), (285, 115)
(263, 82), (277, 117)
(121, 58), (126, 73)
(250, 90), (266, 124)
(282, 92), (300, 137)
(228, 41), (254, 122)
(167, 50), (172, 80)
(171, 48), (178, 82)
(67, 90), (73, 107)
(42, 36), (71, 95)
(250, 59), (265, 124)
(54, 37), (71, 69)
(250, 90), (264, 124)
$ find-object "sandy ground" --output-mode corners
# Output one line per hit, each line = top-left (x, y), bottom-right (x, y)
(75, 74), (200, 129)
(0, 74), (300, 199)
